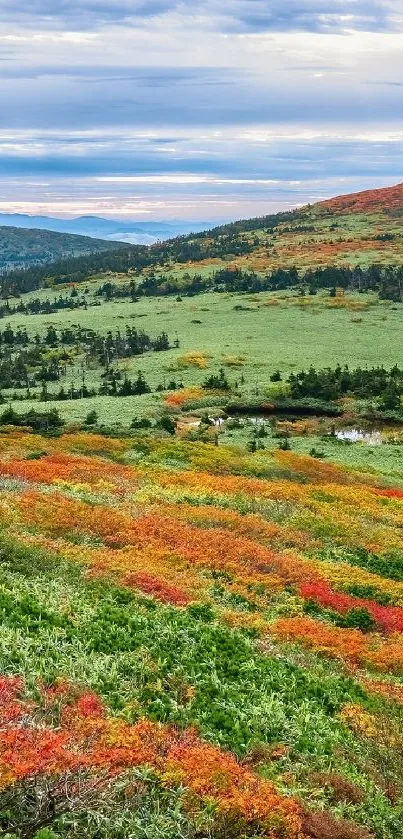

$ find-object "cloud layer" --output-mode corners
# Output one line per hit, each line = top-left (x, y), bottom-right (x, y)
(2, 0), (402, 32)
(0, 0), (402, 219)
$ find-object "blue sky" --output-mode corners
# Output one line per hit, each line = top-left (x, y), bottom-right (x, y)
(0, 1), (402, 220)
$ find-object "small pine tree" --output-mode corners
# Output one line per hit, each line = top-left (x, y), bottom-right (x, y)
(118, 376), (133, 397)
(84, 410), (98, 426)
(0, 405), (20, 426)
(156, 414), (176, 435)
(380, 382), (401, 412)
(278, 432), (291, 451)
(133, 371), (151, 395)
(202, 368), (229, 391)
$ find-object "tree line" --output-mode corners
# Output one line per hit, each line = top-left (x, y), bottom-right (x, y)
(2, 233), (403, 301)
(0, 324), (175, 394)
(289, 365), (403, 411)
(0, 287), (92, 318)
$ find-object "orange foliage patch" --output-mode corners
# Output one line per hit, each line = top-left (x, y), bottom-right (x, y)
(272, 616), (403, 675)
(271, 616), (367, 664)
(0, 677), (302, 838)
(164, 387), (204, 408)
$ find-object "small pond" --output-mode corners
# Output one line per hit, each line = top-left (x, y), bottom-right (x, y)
(334, 428), (382, 446)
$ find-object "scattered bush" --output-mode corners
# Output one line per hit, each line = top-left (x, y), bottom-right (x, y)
(202, 368), (230, 391)
(302, 809), (373, 839)
(84, 410), (98, 426)
(309, 772), (366, 805)
(155, 414), (177, 434)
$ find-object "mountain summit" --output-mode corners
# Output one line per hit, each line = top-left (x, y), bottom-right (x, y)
(314, 181), (403, 215)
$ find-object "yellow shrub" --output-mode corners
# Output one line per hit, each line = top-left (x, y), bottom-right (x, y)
(176, 351), (211, 369)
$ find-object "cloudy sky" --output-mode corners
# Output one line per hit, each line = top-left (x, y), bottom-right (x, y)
(1, 0), (403, 221)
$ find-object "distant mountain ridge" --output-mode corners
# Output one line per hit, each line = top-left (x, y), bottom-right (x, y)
(0, 214), (214, 245)
(0, 225), (127, 272)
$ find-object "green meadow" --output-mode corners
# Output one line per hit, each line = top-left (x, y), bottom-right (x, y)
(3, 288), (403, 427)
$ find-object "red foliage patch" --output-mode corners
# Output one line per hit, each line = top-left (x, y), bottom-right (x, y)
(299, 581), (403, 634)
(123, 571), (193, 606)
(317, 182), (403, 215)
(0, 677), (302, 838)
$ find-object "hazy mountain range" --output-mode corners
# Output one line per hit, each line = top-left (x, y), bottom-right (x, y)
(0, 214), (214, 245)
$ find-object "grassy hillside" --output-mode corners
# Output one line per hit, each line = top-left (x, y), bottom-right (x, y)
(0, 285), (401, 427)
(143, 181), (403, 277)
(3, 182), (403, 299)
(0, 225), (128, 271)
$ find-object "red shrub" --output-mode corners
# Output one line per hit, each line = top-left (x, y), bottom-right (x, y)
(302, 809), (373, 839)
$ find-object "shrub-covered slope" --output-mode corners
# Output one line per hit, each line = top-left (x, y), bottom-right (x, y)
(134, 180), (403, 300)
(3, 181), (403, 297)
(0, 429), (402, 838)
(145, 181), (403, 274)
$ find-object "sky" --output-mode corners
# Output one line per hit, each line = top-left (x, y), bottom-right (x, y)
(0, 1), (403, 221)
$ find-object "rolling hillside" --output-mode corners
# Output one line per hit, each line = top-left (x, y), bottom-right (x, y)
(0, 225), (128, 272)
(0, 184), (403, 839)
(144, 180), (403, 274)
(2, 181), (403, 299)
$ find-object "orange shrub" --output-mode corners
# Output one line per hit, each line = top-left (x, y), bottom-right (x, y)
(164, 387), (204, 408)
(0, 677), (302, 838)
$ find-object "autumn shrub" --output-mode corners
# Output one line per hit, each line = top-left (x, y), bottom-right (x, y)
(164, 387), (204, 408)
(176, 351), (211, 369)
(309, 772), (366, 805)
(301, 809), (373, 839)
(0, 678), (302, 839)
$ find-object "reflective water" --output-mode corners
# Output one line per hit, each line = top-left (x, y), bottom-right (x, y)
(335, 428), (382, 446)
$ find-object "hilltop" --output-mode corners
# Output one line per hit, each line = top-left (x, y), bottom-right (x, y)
(315, 181), (403, 215)
(0, 225), (128, 272)
(142, 180), (403, 275)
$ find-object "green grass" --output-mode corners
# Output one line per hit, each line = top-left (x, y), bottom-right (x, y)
(4, 289), (402, 427)
(218, 420), (403, 483)
(5, 290), (401, 370)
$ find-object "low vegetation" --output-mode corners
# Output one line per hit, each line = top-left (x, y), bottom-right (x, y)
(0, 429), (403, 837)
